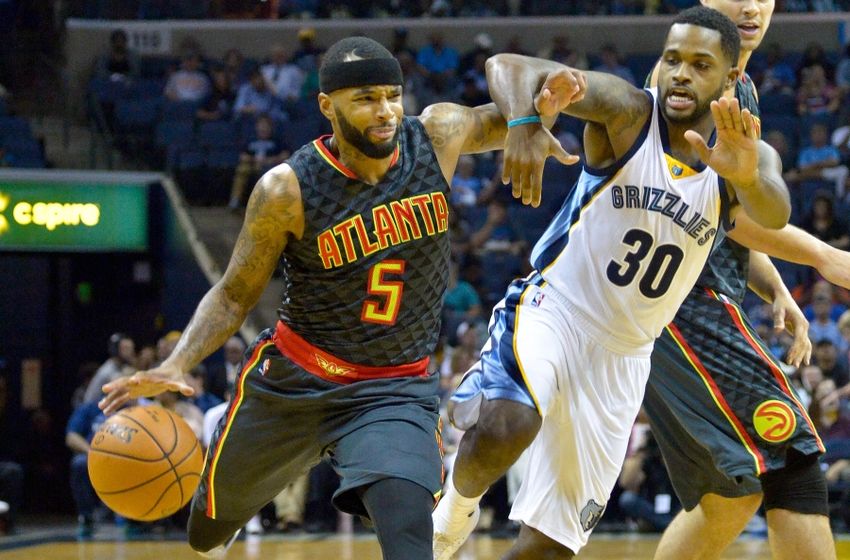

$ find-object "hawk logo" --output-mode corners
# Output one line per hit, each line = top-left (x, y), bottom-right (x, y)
(315, 354), (353, 377)
(580, 499), (605, 532)
(753, 399), (797, 443)
(0, 192), (8, 235)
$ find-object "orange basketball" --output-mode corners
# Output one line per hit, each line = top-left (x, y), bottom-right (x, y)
(87, 405), (204, 521)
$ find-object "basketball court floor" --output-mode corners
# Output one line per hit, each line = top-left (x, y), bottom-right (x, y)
(3, 530), (850, 559)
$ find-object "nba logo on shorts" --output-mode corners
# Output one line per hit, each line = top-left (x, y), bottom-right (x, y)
(580, 499), (605, 532)
(672, 165), (683, 176)
(259, 358), (270, 376)
(531, 291), (545, 308)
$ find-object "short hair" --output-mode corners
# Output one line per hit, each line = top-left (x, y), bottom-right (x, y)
(321, 36), (394, 68)
(671, 6), (740, 66)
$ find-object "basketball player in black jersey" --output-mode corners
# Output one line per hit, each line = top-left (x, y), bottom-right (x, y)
(98, 36), (574, 559)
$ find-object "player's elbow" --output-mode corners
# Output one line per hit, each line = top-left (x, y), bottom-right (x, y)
(754, 203), (790, 230)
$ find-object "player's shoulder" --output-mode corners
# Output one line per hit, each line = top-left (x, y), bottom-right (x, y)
(254, 163), (303, 210)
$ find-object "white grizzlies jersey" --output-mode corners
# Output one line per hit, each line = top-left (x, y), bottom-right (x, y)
(531, 88), (731, 351)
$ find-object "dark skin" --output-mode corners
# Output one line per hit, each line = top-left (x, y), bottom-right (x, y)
(99, 65), (569, 415)
(446, 24), (791, 560)
(490, 25), (790, 230)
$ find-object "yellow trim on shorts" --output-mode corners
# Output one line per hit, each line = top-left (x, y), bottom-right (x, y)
(513, 282), (546, 416)
(206, 341), (274, 519)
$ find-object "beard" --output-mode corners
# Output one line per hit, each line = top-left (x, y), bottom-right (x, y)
(662, 81), (727, 126)
(335, 108), (399, 159)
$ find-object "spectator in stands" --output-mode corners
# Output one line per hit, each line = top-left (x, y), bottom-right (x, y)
(196, 66), (236, 122)
(83, 333), (136, 403)
(592, 43), (636, 86)
(95, 29), (140, 82)
(262, 44), (304, 105)
(809, 292), (848, 351)
(810, 378), (850, 440)
(537, 35), (584, 67)
(397, 50), (429, 114)
(450, 155), (487, 210)
(292, 27), (323, 73)
(797, 64), (840, 117)
(460, 33), (494, 75)
(156, 389), (204, 439)
(801, 192), (850, 250)
(228, 115), (290, 210)
(442, 259), (483, 346)
(136, 344), (157, 371)
(814, 339), (850, 388)
(223, 48), (251, 88)
(797, 41), (835, 84)
(618, 429), (679, 532)
(66, 397), (117, 537)
(164, 52), (210, 102)
(835, 44), (850, 98)
(0, 146), (15, 168)
(206, 336), (245, 401)
(795, 363), (825, 410)
(764, 129), (796, 177)
(156, 330), (182, 366)
(755, 43), (796, 95)
(71, 362), (99, 410)
(390, 27), (417, 60)
(417, 32), (459, 94)
(186, 366), (222, 413)
(469, 196), (526, 257)
(233, 68), (285, 122)
(0, 374), (22, 536)
(796, 125), (849, 199)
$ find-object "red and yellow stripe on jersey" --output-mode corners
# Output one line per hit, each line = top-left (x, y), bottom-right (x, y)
(204, 339), (274, 519)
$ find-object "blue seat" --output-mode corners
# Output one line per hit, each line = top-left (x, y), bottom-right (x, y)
(206, 146), (241, 169)
(175, 146), (206, 170)
(197, 121), (239, 148)
(114, 98), (161, 132)
(758, 92), (796, 115)
(155, 120), (194, 149)
(0, 116), (32, 141)
(3, 137), (43, 159)
(88, 77), (131, 104)
(161, 99), (202, 121)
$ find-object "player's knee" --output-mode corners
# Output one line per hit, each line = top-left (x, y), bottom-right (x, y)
(700, 492), (762, 522)
(477, 398), (541, 451)
(761, 451), (828, 516)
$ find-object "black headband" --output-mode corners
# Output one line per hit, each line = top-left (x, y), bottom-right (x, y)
(319, 58), (403, 93)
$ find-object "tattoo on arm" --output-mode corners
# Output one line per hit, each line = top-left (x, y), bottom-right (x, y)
(169, 171), (300, 370)
(423, 102), (507, 155)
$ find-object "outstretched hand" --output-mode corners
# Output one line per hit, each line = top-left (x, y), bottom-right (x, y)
(99, 364), (194, 415)
(772, 291), (811, 368)
(501, 125), (579, 207)
(500, 68), (586, 207)
(684, 97), (759, 187)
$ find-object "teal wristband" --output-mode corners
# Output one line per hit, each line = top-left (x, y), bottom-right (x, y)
(507, 115), (542, 128)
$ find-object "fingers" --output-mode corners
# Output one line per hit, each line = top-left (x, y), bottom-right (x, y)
(773, 306), (786, 332)
(684, 129), (711, 162)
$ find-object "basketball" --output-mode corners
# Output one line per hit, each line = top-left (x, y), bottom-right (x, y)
(87, 405), (204, 521)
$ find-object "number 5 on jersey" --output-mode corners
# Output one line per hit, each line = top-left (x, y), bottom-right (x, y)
(362, 260), (406, 325)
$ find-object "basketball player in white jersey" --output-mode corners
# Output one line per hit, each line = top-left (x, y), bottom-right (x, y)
(433, 7), (791, 559)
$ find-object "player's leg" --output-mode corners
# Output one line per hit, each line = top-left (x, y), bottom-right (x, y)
(762, 451), (836, 560)
(434, 278), (557, 558)
(503, 321), (651, 558)
(653, 493), (762, 560)
(502, 523), (575, 560)
(358, 478), (435, 560)
(187, 330), (324, 553)
(327, 378), (444, 560)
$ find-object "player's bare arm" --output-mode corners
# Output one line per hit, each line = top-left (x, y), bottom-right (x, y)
(746, 250), (811, 367)
(485, 54), (649, 205)
(419, 101), (510, 185)
(686, 97), (790, 229)
(729, 213), (850, 290)
(100, 168), (303, 414)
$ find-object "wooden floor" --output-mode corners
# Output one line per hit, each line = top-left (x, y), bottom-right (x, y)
(2, 534), (850, 560)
